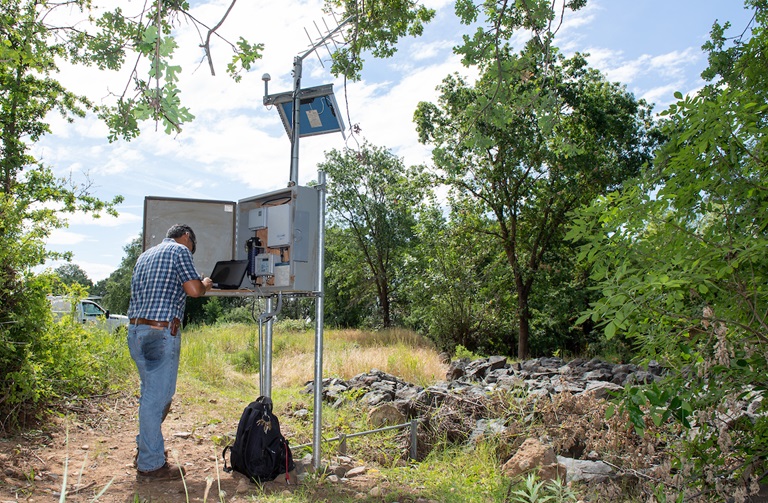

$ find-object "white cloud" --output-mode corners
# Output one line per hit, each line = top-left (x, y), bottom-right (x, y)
(584, 46), (706, 107)
(556, 0), (600, 45)
(97, 147), (144, 175)
(410, 39), (457, 62)
(422, 0), (454, 9)
(648, 48), (701, 76)
(339, 53), (472, 166)
(48, 229), (88, 246)
(80, 262), (123, 282)
(641, 84), (684, 109)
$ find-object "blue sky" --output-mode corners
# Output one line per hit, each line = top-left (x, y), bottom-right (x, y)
(37, 0), (755, 282)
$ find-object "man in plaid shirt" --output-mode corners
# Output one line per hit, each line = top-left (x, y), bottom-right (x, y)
(127, 224), (213, 481)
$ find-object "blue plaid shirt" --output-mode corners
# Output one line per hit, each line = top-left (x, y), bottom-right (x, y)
(127, 238), (201, 322)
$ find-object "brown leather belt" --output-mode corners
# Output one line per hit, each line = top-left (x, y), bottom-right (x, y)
(130, 318), (181, 336)
(130, 318), (169, 328)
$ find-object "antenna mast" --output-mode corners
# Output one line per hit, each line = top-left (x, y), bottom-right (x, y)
(263, 15), (353, 186)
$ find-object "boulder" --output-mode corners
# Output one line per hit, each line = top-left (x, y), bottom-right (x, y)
(368, 403), (406, 427)
(556, 456), (614, 483)
(502, 438), (566, 481)
(583, 381), (624, 400)
(446, 358), (469, 380)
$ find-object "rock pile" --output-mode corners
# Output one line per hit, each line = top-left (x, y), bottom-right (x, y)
(304, 355), (665, 418)
(294, 356), (765, 495)
(300, 356), (667, 485)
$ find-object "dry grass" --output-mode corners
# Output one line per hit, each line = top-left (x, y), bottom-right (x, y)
(274, 327), (446, 388)
(181, 323), (447, 391)
(275, 344), (445, 387)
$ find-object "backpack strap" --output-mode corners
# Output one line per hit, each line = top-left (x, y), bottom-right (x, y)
(222, 444), (233, 473)
(256, 395), (273, 415)
(284, 440), (291, 484)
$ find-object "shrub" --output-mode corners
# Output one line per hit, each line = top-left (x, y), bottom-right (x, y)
(0, 283), (129, 429)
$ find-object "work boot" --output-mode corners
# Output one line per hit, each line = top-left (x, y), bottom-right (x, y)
(133, 449), (169, 469)
(136, 462), (186, 481)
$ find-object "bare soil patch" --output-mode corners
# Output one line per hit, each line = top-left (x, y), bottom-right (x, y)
(0, 392), (375, 503)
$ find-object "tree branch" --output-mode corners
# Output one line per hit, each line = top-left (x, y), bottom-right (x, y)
(199, 0), (238, 76)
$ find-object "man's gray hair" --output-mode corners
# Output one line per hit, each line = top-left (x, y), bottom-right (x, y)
(166, 224), (195, 241)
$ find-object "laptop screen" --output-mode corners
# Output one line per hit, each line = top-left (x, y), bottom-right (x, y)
(209, 259), (248, 289)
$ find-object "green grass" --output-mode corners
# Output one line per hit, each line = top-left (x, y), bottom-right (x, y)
(170, 322), (523, 501)
(83, 322), (582, 502)
(387, 442), (510, 502)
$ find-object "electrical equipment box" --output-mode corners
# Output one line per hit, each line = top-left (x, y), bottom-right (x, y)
(248, 207), (267, 230)
(273, 263), (291, 287)
(142, 197), (237, 280)
(253, 253), (275, 277)
(266, 204), (291, 248)
(237, 185), (319, 294)
(141, 185), (320, 295)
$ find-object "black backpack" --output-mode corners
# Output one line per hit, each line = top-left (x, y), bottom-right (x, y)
(222, 396), (295, 483)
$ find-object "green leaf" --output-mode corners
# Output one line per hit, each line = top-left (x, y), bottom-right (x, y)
(142, 25), (158, 44)
(575, 312), (592, 325)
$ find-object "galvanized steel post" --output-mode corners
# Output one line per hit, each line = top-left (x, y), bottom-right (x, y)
(312, 170), (327, 469)
(290, 56), (302, 186)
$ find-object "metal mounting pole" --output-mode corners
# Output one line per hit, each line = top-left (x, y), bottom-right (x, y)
(260, 14), (352, 464)
(312, 170), (327, 469)
(258, 317), (265, 397)
(290, 56), (302, 186)
(264, 295), (273, 398)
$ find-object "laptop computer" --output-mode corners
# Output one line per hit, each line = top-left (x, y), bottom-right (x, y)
(209, 259), (248, 290)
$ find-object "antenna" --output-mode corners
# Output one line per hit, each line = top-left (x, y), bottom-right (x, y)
(263, 15), (353, 186)
(300, 14), (353, 64)
(262, 73), (271, 104)
(304, 14), (349, 67)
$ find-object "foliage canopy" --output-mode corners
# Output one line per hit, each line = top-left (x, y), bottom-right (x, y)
(568, 1), (768, 498)
(321, 142), (429, 328)
(415, 3), (657, 357)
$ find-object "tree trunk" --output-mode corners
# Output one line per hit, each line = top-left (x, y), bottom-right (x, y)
(517, 290), (531, 359)
(380, 279), (391, 328)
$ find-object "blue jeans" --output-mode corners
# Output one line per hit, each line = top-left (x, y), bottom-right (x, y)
(127, 324), (181, 472)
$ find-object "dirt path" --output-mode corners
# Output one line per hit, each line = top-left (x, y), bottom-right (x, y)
(0, 393), (309, 502)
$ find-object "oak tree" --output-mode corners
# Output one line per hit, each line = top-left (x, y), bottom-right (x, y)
(321, 142), (429, 328)
(416, 40), (655, 358)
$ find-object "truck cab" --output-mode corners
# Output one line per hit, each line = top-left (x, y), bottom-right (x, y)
(49, 296), (129, 332)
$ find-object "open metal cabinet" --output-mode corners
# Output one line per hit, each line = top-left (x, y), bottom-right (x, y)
(143, 185), (320, 295)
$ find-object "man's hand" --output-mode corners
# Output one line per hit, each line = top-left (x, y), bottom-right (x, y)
(184, 277), (214, 297)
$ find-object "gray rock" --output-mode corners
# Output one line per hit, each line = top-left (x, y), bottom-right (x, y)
(346, 466), (367, 478)
(648, 360), (664, 376)
(626, 371), (656, 385)
(305, 357), (669, 422)
(395, 385), (422, 401)
(582, 368), (613, 381)
(446, 359), (469, 380)
(368, 403), (406, 427)
(583, 381), (624, 400)
(557, 456), (614, 483)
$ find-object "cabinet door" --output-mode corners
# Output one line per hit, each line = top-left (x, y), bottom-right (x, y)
(143, 196), (237, 277)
